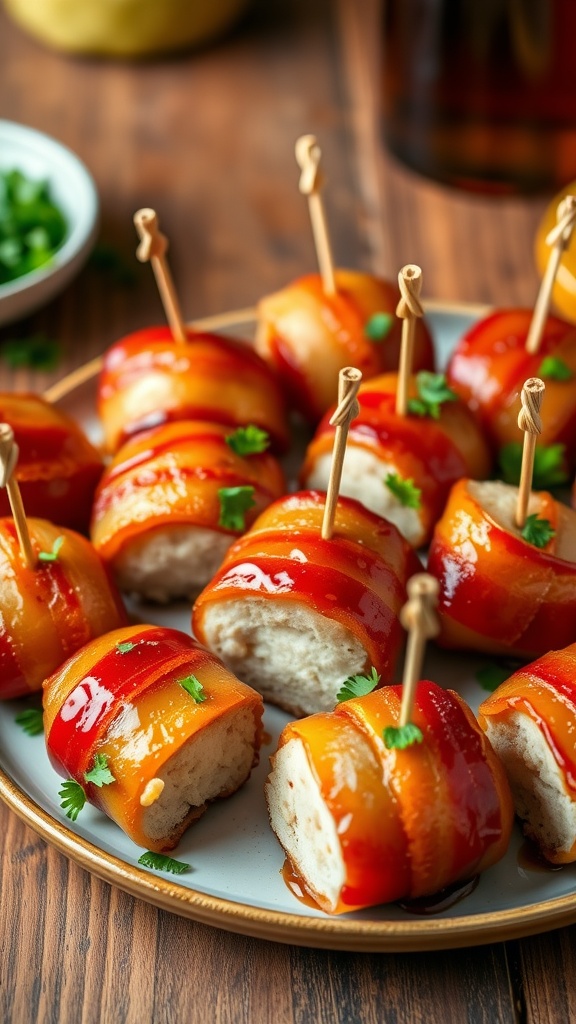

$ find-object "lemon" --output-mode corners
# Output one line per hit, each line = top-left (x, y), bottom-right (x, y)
(4, 0), (250, 58)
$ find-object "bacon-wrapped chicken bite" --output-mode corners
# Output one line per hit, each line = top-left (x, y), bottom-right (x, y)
(427, 478), (576, 657)
(0, 393), (103, 534)
(44, 625), (263, 851)
(98, 327), (290, 455)
(255, 270), (435, 423)
(266, 681), (513, 914)
(301, 372), (492, 547)
(90, 420), (286, 603)
(0, 518), (127, 699)
(193, 490), (421, 717)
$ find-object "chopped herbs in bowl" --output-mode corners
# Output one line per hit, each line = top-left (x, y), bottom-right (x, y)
(0, 168), (67, 285)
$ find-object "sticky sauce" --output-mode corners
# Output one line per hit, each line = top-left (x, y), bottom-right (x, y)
(517, 839), (564, 874)
(397, 876), (479, 915)
(281, 859), (323, 911)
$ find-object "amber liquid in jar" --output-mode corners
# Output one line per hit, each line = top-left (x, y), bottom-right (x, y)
(382, 0), (576, 193)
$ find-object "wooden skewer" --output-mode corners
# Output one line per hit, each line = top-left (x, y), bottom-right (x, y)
(0, 424), (35, 569)
(395, 265), (424, 417)
(398, 573), (440, 728)
(515, 377), (545, 529)
(525, 196), (576, 355)
(134, 208), (187, 343)
(295, 134), (336, 296)
(321, 367), (362, 540)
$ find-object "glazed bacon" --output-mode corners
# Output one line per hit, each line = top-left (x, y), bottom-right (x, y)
(97, 326), (290, 455)
(0, 393), (103, 534)
(255, 270), (435, 423)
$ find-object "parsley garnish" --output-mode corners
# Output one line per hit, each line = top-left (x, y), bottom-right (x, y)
(218, 485), (256, 531)
(38, 535), (64, 562)
(84, 753), (115, 788)
(476, 665), (510, 692)
(137, 851), (191, 875)
(14, 707), (44, 736)
(384, 472), (421, 509)
(59, 780), (86, 821)
(1, 334), (62, 372)
(538, 356), (573, 382)
(383, 723), (424, 749)
(499, 442), (569, 489)
(0, 169), (67, 286)
(178, 674), (206, 703)
(407, 372), (458, 420)
(226, 425), (270, 457)
(116, 641), (136, 655)
(521, 514), (555, 549)
(336, 667), (380, 702)
(365, 312), (394, 342)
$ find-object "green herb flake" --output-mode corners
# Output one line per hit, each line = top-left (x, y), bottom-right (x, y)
(116, 641), (137, 655)
(1, 334), (62, 372)
(407, 372), (458, 420)
(226, 425), (270, 457)
(38, 535), (64, 563)
(499, 442), (569, 489)
(365, 312), (394, 342)
(538, 356), (573, 382)
(521, 514), (556, 549)
(383, 723), (424, 750)
(59, 780), (86, 821)
(476, 665), (511, 693)
(336, 667), (381, 703)
(15, 707), (44, 736)
(178, 674), (207, 703)
(137, 851), (191, 875)
(218, 485), (256, 531)
(84, 753), (116, 788)
(384, 472), (422, 509)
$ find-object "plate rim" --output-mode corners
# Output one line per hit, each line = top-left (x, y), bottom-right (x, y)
(6, 298), (576, 953)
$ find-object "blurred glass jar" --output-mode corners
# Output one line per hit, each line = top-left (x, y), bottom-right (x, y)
(382, 0), (576, 194)
(3, 0), (251, 58)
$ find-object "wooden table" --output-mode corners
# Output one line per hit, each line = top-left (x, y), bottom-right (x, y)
(1, 1), (575, 1021)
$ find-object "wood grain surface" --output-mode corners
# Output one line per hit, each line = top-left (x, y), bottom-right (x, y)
(0, 1), (575, 1021)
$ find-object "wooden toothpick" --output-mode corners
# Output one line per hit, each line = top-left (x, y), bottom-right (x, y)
(398, 574), (440, 728)
(526, 196), (576, 355)
(395, 265), (424, 417)
(321, 367), (362, 540)
(295, 134), (336, 296)
(515, 377), (545, 529)
(0, 424), (35, 569)
(134, 208), (187, 343)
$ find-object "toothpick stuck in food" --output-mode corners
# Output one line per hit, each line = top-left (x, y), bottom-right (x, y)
(321, 366), (362, 540)
(134, 208), (187, 343)
(526, 196), (576, 355)
(398, 573), (440, 728)
(0, 423), (35, 569)
(515, 377), (545, 529)
(395, 265), (424, 417)
(295, 134), (336, 297)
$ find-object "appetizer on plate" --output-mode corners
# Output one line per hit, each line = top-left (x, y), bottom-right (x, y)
(90, 420), (286, 602)
(43, 625), (264, 851)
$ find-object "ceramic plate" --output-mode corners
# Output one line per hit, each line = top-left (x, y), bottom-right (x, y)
(2, 304), (576, 953)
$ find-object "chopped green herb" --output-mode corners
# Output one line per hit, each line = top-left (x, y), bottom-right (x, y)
(538, 356), (573, 382)
(384, 472), (422, 509)
(0, 168), (67, 286)
(137, 851), (191, 875)
(1, 334), (61, 372)
(84, 753), (115, 788)
(178, 674), (206, 703)
(336, 667), (381, 703)
(407, 372), (458, 420)
(59, 780), (86, 821)
(15, 707), (44, 736)
(218, 485), (256, 531)
(116, 641), (137, 655)
(38, 535), (64, 563)
(476, 665), (511, 693)
(521, 514), (556, 549)
(383, 723), (424, 749)
(88, 242), (136, 286)
(226, 425), (270, 457)
(499, 442), (569, 489)
(365, 312), (394, 342)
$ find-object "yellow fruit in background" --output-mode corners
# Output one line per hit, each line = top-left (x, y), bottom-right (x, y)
(535, 180), (576, 324)
(3, 0), (251, 58)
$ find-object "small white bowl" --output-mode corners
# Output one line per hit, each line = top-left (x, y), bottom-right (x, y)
(0, 120), (99, 327)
